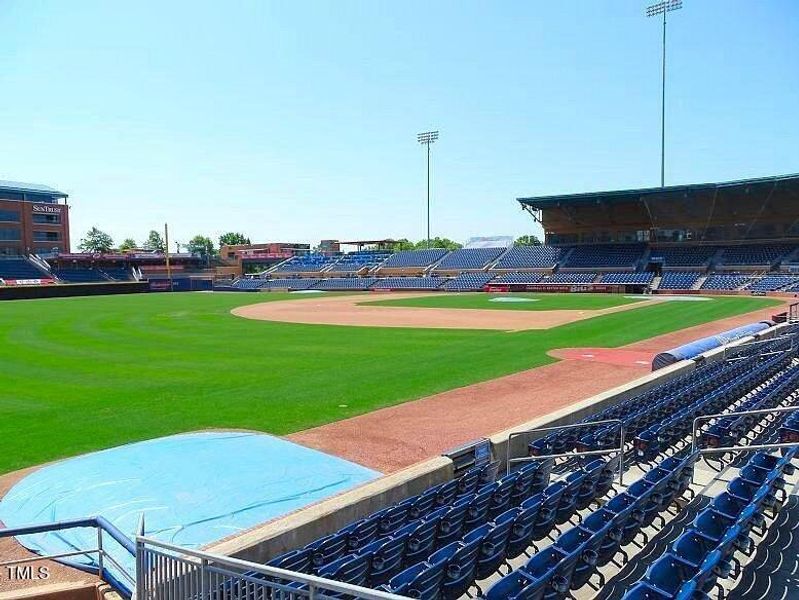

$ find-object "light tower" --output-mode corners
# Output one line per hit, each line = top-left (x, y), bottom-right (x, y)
(646, 0), (683, 187)
(417, 130), (439, 249)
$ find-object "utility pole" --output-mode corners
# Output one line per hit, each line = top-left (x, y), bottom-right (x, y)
(646, 0), (683, 187)
(417, 131), (439, 248)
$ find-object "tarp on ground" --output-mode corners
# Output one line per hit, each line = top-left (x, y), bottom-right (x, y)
(0, 432), (380, 583)
(652, 321), (774, 370)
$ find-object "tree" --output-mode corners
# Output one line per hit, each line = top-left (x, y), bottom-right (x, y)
(218, 232), (250, 248)
(514, 235), (542, 247)
(387, 239), (416, 252)
(118, 238), (137, 252)
(186, 235), (217, 262)
(414, 237), (462, 250)
(143, 230), (165, 253)
(78, 227), (114, 253)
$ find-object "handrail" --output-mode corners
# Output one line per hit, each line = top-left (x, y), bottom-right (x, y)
(0, 515), (136, 597)
(691, 404), (799, 457)
(136, 536), (410, 600)
(506, 419), (625, 484)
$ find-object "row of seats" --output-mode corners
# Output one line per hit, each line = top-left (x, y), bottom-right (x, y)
(0, 258), (48, 280)
(600, 272), (655, 285)
(435, 248), (506, 271)
(624, 449), (796, 598)
(251, 329), (799, 599)
(488, 337), (799, 599)
(658, 271), (701, 290)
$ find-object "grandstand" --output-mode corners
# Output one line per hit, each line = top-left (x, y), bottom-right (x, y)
(150, 324), (799, 600)
(433, 247), (505, 273)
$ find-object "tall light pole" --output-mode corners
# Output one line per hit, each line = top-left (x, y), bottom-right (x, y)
(417, 130), (439, 248)
(646, 0), (682, 188)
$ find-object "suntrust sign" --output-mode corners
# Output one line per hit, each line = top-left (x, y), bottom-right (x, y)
(32, 204), (62, 214)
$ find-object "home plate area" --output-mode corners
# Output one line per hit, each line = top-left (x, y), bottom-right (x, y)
(548, 347), (655, 367)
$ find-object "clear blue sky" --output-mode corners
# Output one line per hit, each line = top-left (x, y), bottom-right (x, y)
(2, 0), (797, 251)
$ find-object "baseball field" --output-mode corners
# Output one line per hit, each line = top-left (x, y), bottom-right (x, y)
(0, 291), (781, 475)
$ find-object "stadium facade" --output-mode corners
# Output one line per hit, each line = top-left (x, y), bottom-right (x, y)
(0, 180), (70, 258)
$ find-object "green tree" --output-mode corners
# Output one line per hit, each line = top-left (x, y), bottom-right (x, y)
(143, 230), (165, 253)
(415, 237), (462, 250)
(118, 238), (137, 252)
(387, 239), (416, 251)
(187, 235), (217, 262)
(218, 232), (251, 248)
(514, 235), (543, 247)
(78, 227), (114, 253)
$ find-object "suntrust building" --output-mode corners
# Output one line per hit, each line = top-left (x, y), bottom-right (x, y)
(0, 180), (70, 257)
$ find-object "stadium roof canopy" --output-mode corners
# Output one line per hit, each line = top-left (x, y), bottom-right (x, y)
(0, 179), (68, 199)
(517, 173), (799, 210)
(517, 173), (799, 244)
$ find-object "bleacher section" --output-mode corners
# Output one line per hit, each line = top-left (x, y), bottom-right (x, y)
(327, 252), (391, 275)
(255, 329), (799, 600)
(658, 271), (701, 290)
(649, 245), (717, 269)
(492, 246), (560, 270)
(599, 272), (655, 285)
(314, 278), (378, 291)
(701, 273), (753, 291)
(101, 268), (133, 281)
(0, 258), (48, 281)
(746, 274), (799, 292)
(273, 254), (341, 274)
(717, 244), (795, 268)
(51, 268), (108, 283)
(491, 272), (544, 285)
(546, 272), (597, 284)
(561, 244), (645, 271)
(231, 278), (266, 290)
(442, 273), (495, 291)
(260, 278), (322, 290)
(434, 248), (505, 272)
(372, 277), (447, 290)
(379, 249), (449, 270)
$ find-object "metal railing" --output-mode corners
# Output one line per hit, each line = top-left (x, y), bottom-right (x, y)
(691, 405), (799, 457)
(136, 537), (410, 600)
(0, 516), (137, 597)
(506, 419), (626, 484)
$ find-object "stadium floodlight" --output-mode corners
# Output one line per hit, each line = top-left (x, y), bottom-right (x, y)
(417, 130), (439, 249)
(646, 0), (683, 188)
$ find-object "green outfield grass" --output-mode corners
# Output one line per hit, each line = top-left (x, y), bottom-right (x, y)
(0, 292), (781, 474)
(363, 292), (645, 311)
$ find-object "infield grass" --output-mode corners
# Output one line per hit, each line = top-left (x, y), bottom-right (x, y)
(363, 292), (644, 311)
(0, 292), (781, 474)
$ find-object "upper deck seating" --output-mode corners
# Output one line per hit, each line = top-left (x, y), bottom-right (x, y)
(717, 244), (795, 267)
(380, 249), (449, 269)
(492, 246), (560, 270)
(649, 246), (717, 268)
(273, 255), (341, 273)
(435, 248), (505, 271)
(561, 244), (645, 270)
(328, 252), (391, 274)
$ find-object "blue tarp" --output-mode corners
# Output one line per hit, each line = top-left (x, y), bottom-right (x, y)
(652, 321), (774, 370)
(0, 432), (379, 579)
